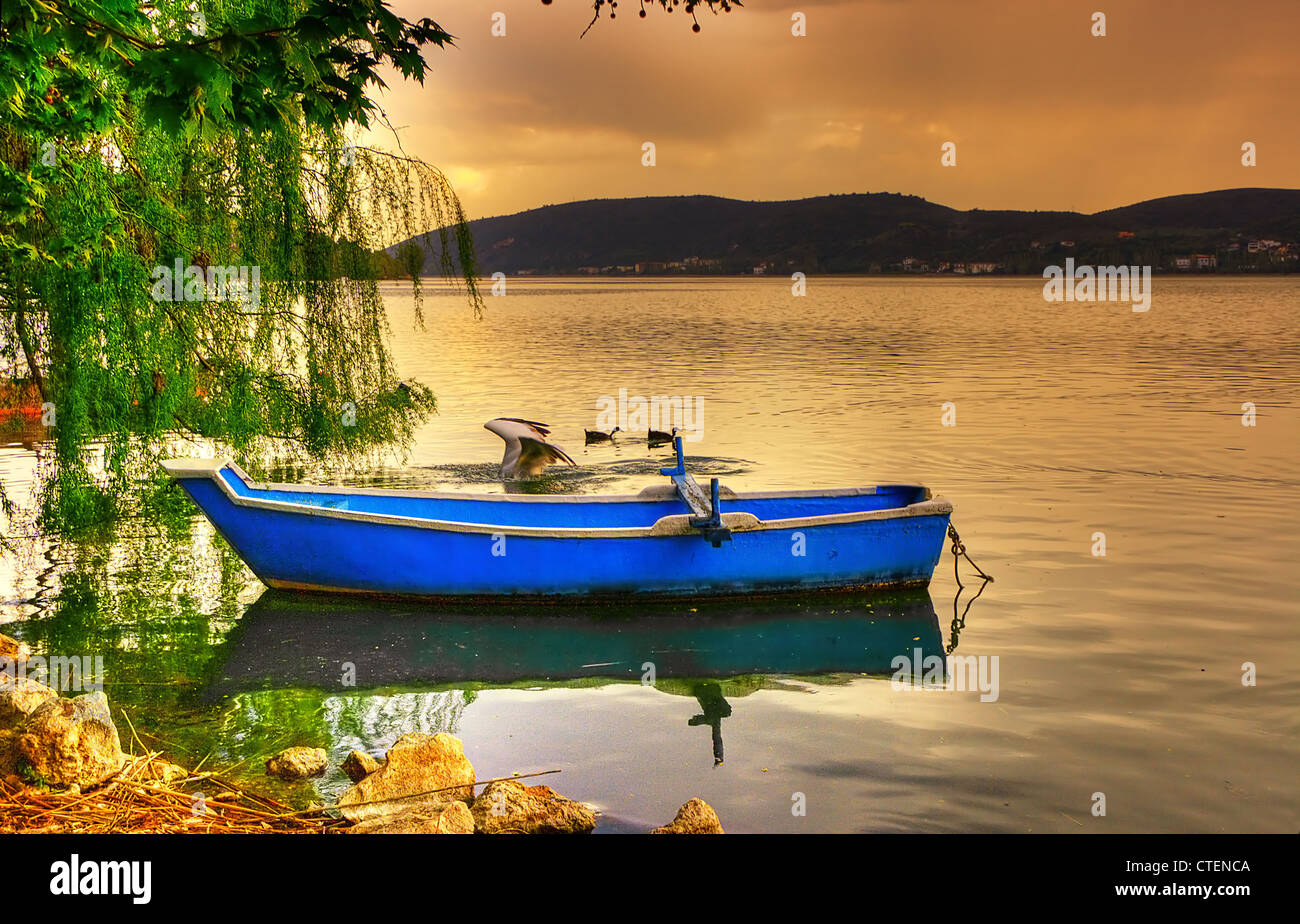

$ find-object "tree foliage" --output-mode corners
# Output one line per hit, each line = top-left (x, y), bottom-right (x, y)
(0, 0), (482, 532)
(0, 0), (739, 537)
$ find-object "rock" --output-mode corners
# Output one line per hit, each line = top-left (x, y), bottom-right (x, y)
(471, 780), (596, 834)
(650, 798), (725, 834)
(16, 692), (126, 788)
(0, 730), (21, 778)
(0, 632), (30, 665)
(341, 749), (381, 782)
(0, 673), (57, 731)
(349, 800), (474, 834)
(265, 746), (328, 780)
(337, 733), (475, 824)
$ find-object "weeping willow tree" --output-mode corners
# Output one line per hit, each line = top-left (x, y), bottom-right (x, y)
(0, 0), (735, 537)
(0, 0), (485, 533)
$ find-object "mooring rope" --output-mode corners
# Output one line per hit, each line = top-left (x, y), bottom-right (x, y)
(947, 523), (994, 588)
(944, 523), (993, 654)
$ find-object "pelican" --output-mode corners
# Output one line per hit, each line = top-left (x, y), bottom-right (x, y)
(484, 418), (576, 480)
(585, 426), (621, 444)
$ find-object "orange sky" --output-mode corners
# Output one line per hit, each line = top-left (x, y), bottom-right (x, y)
(361, 0), (1299, 221)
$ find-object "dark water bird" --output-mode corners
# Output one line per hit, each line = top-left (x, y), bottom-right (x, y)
(585, 426), (621, 444)
(484, 418), (576, 480)
(648, 426), (678, 446)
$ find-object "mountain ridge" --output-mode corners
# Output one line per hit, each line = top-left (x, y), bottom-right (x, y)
(390, 188), (1300, 275)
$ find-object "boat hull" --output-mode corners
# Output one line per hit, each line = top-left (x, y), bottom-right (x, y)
(166, 460), (953, 600)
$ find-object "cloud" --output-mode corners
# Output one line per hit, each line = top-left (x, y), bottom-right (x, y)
(362, 0), (1300, 219)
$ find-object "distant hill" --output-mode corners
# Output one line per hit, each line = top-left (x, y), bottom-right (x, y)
(389, 188), (1300, 276)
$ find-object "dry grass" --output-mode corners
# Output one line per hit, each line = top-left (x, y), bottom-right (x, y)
(0, 751), (344, 834)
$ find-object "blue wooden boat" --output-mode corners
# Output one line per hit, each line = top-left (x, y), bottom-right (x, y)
(161, 439), (953, 600)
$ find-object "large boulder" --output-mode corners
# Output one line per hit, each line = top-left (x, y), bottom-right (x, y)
(0, 673), (57, 731)
(471, 780), (596, 834)
(0, 632), (30, 665)
(336, 733), (475, 824)
(265, 746), (328, 780)
(650, 798), (725, 834)
(341, 749), (382, 782)
(16, 692), (126, 788)
(349, 800), (474, 834)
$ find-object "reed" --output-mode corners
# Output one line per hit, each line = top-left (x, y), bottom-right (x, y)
(0, 751), (342, 835)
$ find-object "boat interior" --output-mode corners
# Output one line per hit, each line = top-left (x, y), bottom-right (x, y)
(214, 465), (930, 528)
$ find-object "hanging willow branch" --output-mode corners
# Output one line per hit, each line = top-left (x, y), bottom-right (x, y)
(0, 0), (482, 533)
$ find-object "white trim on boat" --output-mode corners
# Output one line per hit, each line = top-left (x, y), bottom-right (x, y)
(160, 458), (953, 539)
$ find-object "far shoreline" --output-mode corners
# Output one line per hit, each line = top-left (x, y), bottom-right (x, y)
(389, 271), (1300, 280)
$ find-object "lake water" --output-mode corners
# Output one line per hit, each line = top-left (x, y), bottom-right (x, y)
(2, 276), (1297, 832)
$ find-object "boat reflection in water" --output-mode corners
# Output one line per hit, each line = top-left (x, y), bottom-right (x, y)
(208, 588), (952, 766)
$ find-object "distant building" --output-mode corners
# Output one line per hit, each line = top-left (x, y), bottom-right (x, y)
(1117, 231), (1135, 239)
(1194, 254), (1217, 269)
(1174, 256), (1192, 270)
(1059, 240), (1076, 248)
(968, 261), (1000, 274)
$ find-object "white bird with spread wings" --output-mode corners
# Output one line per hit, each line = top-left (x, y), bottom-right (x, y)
(484, 418), (576, 480)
